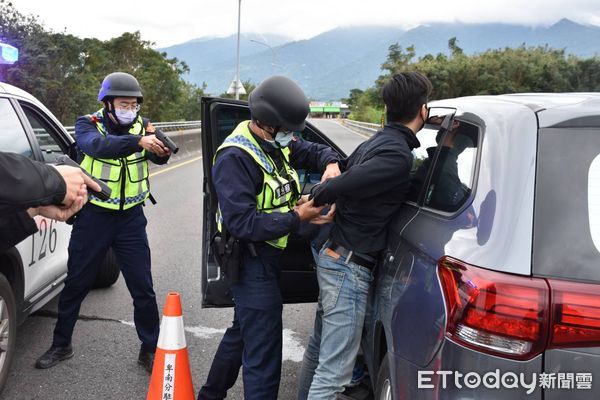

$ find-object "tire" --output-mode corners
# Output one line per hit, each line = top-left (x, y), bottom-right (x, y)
(374, 353), (393, 400)
(0, 274), (16, 396)
(93, 247), (120, 288)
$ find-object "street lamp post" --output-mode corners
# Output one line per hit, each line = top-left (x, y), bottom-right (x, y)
(250, 39), (277, 73)
(235, 0), (242, 100)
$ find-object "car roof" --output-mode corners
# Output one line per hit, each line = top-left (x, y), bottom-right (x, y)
(0, 81), (40, 102)
(431, 93), (600, 128)
(0, 81), (67, 127)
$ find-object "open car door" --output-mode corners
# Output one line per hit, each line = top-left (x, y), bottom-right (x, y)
(201, 97), (346, 307)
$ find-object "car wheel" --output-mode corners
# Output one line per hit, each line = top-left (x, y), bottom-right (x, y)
(93, 247), (120, 288)
(375, 353), (393, 400)
(0, 273), (16, 395)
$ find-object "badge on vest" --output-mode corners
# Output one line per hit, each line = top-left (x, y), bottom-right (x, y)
(275, 182), (292, 199)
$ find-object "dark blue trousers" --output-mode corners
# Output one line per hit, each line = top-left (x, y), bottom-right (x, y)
(198, 245), (284, 400)
(52, 204), (159, 352)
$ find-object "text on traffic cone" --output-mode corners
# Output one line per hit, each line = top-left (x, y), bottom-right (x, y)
(147, 292), (195, 400)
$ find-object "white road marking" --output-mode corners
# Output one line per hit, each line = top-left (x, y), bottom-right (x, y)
(282, 328), (305, 363)
(184, 325), (225, 339)
(120, 321), (307, 362)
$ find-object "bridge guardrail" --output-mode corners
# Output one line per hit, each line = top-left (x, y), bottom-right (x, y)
(341, 119), (380, 137)
(63, 120), (202, 135)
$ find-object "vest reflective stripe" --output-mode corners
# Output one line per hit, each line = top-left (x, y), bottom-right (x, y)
(214, 121), (300, 249)
(80, 109), (150, 210)
(222, 134), (274, 173)
(100, 162), (112, 181)
(90, 191), (149, 205)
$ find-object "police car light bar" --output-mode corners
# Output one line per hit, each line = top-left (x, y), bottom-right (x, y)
(0, 42), (19, 65)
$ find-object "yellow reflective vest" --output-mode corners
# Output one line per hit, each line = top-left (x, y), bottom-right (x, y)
(79, 109), (149, 210)
(214, 121), (300, 249)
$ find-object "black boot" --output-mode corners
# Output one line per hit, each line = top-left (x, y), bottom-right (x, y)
(35, 345), (74, 369)
(138, 346), (155, 374)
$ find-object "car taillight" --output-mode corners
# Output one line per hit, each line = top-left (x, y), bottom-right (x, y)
(549, 279), (600, 348)
(438, 257), (550, 360)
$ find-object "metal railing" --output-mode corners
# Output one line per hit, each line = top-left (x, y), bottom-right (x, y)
(342, 119), (380, 136)
(63, 120), (202, 135)
(151, 121), (202, 132)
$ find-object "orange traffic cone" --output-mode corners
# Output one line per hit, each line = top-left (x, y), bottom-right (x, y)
(147, 292), (195, 400)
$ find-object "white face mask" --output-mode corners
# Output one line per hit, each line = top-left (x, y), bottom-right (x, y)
(274, 131), (294, 147)
(115, 108), (137, 125)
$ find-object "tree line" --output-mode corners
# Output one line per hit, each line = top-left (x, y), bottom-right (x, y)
(0, 0), (206, 124)
(346, 38), (600, 123)
(4, 1), (600, 125)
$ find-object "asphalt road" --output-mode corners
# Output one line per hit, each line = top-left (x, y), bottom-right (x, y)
(4, 119), (367, 400)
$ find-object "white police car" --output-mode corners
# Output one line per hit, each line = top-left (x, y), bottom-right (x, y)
(0, 81), (119, 393)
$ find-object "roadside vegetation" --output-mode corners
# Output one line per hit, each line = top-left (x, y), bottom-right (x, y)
(346, 38), (600, 123)
(3, 1), (600, 125)
(0, 0), (205, 123)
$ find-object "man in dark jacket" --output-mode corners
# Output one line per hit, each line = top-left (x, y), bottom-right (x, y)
(0, 152), (100, 251)
(297, 72), (433, 399)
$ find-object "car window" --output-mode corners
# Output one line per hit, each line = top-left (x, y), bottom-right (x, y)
(533, 127), (600, 282)
(407, 126), (440, 202)
(295, 127), (338, 194)
(0, 98), (33, 158)
(20, 104), (67, 163)
(214, 104), (251, 148)
(423, 119), (479, 213)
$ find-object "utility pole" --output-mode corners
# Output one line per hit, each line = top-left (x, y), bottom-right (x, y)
(226, 0), (246, 99)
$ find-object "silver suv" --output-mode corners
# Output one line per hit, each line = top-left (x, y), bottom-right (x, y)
(0, 82), (119, 393)
(200, 94), (600, 399)
(362, 93), (600, 399)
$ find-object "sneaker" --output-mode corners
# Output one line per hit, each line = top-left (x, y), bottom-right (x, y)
(35, 345), (74, 369)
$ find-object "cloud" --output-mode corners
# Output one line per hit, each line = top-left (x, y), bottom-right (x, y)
(9, 0), (600, 47)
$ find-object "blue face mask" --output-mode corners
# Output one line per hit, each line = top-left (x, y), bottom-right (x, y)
(115, 108), (137, 125)
(274, 131), (294, 147)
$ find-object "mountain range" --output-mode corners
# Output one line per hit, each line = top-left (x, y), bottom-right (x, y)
(160, 19), (600, 100)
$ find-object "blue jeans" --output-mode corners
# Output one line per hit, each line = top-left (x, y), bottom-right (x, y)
(297, 241), (373, 400)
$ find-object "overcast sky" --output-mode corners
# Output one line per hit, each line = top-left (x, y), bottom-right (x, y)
(9, 0), (600, 48)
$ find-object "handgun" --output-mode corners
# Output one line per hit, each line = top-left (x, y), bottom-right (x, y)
(154, 129), (179, 154)
(56, 155), (112, 201)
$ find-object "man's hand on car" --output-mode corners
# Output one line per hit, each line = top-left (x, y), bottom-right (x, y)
(139, 135), (171, 157)
(28, 184), (88, 221)
(53, 165), (101, 206)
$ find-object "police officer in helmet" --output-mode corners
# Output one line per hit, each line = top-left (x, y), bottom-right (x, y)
(197, 76), (341, 400)
(35, 72), (170, 372)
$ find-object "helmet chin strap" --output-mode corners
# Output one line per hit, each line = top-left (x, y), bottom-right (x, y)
(255, 121), (280, 141)
(104, 100), (119, 125)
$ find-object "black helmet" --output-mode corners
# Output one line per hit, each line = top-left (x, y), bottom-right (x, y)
(98, 72), (143, 103)
(249, 75), (309, 132)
